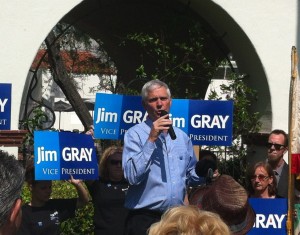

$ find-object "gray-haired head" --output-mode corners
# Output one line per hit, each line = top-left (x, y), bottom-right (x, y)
(141, 79), (171, 103)
(0, 151), (25, 228)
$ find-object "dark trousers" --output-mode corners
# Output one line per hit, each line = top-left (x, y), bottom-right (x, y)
(124, 209), (163, 235)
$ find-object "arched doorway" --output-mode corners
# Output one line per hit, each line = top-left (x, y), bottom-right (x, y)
(23, 0), (271, 133)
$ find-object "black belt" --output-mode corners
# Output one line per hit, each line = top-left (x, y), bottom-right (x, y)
(129, 208), (164, 218)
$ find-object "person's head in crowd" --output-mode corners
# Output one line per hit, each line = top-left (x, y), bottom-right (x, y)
(195, 150), (219, 178)
(266, 129), (288, 168)
(201, 174), (255, 235)
(141, 79), (172, 121)
(0, 150), (25, 235)
(199, 149), (218, 163)
(247, 161), (277, 198)
(99, 146), (123, 182)
(189, 150), (218, 206)
(25, 158), (53, 206)
(147, 205), (231, 235)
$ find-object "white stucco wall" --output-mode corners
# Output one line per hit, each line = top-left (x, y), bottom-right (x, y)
(187, 0), (299, 132)
(212, 0), (298, 131)
(0, 0), (82, 131)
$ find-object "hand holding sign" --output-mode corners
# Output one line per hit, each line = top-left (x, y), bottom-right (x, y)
(85, 125), (95, 138)
(68, 174), (82, 185)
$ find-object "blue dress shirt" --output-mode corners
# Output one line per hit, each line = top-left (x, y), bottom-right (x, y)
(122, 119), (205, 212)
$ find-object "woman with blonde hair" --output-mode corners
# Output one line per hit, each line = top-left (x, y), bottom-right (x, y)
(148, 205), (231, 235)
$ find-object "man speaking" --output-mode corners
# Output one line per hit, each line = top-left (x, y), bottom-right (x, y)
(122, 79), (206, 235)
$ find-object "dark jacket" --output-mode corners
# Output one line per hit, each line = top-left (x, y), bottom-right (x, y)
(277, 162), (288, 198)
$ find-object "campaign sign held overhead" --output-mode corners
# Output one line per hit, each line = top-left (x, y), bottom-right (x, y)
(0, 83), (11, 130)
(94, 93), (233, 146)
(34, 131), (98, 180)
(248, 198), (287, 235)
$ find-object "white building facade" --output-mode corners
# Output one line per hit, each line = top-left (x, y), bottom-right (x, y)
(0, 0), (299, 157)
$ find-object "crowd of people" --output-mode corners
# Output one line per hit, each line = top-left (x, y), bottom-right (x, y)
(0, 79), (293, 235)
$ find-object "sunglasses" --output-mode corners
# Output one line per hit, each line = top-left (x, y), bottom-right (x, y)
(251, 174), (269, 181)
(265, 142), (286, 150)
(109, 159), (122, 165)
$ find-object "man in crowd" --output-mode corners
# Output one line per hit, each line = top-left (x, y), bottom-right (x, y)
(122, 79), (206, 235)
(266, 129), (288, 198)
(0, 150), (25, 235)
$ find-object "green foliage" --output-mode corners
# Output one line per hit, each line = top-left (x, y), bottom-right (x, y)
(60, 203), (94, 235)
(213, 137), (249, 186)
(19, 106), (52, 162)
(136, 65), (147, 79)
(21, 181), (94, 234)
(121, 19), (218, 99)
(20, 106), (49, 147)
(121, 15), (261, 185)
(59, 23), (115, 75)
(21, 184), (31, 204)
(219, 73), (261, 137)
(207, 72), (262, 186)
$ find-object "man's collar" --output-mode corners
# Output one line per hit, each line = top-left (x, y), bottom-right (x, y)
(274, 160), (285, 175)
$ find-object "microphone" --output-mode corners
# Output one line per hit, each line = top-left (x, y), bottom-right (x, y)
(195, 159), (217, 185)
(195, 159), (217, 177)
(160, 110), (177, 140)
(206, 168), (214, 185)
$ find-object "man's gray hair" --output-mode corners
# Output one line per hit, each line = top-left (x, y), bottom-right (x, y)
(0, 151), (25, 228)
(141, 79), (171, 102)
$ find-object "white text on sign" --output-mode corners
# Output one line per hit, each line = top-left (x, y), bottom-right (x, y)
(36, 146), (93, 164)
(95, 107), (229, 129)
(253, 214), (285, 229)
(0, 98), (8, 112)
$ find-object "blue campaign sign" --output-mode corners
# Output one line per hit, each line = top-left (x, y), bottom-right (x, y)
(94, 93), (123, 139)
(120, 95), (146, 135)
(34, 131), (98, 180)
(188, 100), (233, 146)
(94, 93), (146, 140)
(248, 198), (287, 235)
(169, 99), (189, 134)
(0, 83), (11, 130)
(93, 93), (233, 146)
